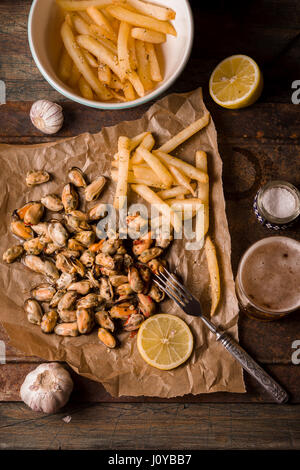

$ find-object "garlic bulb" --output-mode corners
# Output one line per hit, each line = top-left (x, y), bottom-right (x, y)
(30, 100), (64, 135)
(20, 363), (73, 413)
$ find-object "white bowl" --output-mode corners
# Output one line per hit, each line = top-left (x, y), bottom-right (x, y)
(28, 0), (194, 110)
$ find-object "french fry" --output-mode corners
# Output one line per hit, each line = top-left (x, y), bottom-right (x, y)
(78, 10), (93, 25)
(132, 165), (166, 182)
(131, 132), (155, 164)
(83, 50), (99, 68)
(135, 40), (153, 91)
(205, 236), (220, 316)
(78, 75), (94, 100)
(106, 6), (177, 36)
(128, 35), (138, 70)
(136, 147), (173, 187)
(131, 184), (181, 232)
(145, 42), (162, 82)
(196, 151), (209, 203)
(110, 73), (124, 90)
(87, 6), (117, 41)
(89, 23), (117, 44)
(126, 70), (145, 97)
(131, 27), (166, 44)
(76, 34), (124, 81)
(98, 63), (112, 85)
(154, 150), (209, 184)
(158, 113), (210, 154)
(117, 21), (132, 76)
(65, 13), (73, 27)
(71, 13), (90, 35)
(112, 160), (148, 169)
(68, 62), (81, 87)
(61, 22), (112, 100)
(114, 136), (131, 210)
(196, 150), (209, 235)
(166, 198), (205, 208)
(157, 184), (197, 200)
(111, 170), (170, 189)
(110, 89), (127, 102)
(130, 132), (151, 150)
(123, 80), (136, 101)
(58, 46), (72, 81)
(168, 165), (196, 197)
(56, 0), (124, 11)
(88, 29), (118, 54)
(126, 0), (176, 21)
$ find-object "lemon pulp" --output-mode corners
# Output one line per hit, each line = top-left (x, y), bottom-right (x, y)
(137, 314), (193, 370)
(209, 54), (263, 109)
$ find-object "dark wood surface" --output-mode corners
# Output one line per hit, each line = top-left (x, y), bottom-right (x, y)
(0, 0), (300, 449)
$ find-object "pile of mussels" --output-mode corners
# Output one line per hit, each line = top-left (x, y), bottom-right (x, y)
(2, 168), (172, 348)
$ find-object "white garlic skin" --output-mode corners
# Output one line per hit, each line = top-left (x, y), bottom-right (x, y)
(30, 100), (64, 135)
(20, 363), (73, 413)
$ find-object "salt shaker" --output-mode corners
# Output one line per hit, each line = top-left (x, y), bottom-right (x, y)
(253, 180), (300, 230)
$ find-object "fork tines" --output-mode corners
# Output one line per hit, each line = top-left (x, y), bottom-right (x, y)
(153, 267), (193, 308)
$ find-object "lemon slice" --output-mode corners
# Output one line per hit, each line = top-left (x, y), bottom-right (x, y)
(209, 55), (263, 109)
(137, 314), (193, 370)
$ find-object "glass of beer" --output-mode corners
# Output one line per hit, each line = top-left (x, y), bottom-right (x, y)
(236, 236), (300, 320)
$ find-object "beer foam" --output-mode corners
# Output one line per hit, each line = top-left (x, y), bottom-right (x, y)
(240, 237), (300, 313)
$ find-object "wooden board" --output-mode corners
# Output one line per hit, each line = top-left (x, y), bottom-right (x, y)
(1, 402), (300, 450)
(0, 0), (300, 448)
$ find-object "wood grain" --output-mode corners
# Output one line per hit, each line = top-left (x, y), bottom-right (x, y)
(0, 0), (300, 421)
(1, 402), (300, 449)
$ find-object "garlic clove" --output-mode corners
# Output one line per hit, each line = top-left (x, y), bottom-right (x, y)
(20, 363), (73, 413)
(30, 100), (64, 135)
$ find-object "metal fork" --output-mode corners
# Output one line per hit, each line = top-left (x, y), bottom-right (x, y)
(154, 267), (289, 404)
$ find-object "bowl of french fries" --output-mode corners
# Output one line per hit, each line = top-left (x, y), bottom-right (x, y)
(28, 0), (194, 109)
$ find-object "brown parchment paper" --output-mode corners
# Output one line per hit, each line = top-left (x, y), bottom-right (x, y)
(0, 88), (245, 397)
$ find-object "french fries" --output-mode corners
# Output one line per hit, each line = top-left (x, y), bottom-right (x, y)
(168, 165), (196, 197)
(133, 164), (167, 183)
(131, 184), (181, 232)
(158, 113), (211, 154)
(70, 13), (90, 35)
(135, 40), (153, 91)
(56, 0), (176, 103)
(68, 62), (81, 87)
(98, 63), (112, 85)
(196, 151), (209, 235)
(117, 21), (132, 76)
(114, 136), (131, 210)
(109, 117), (221, 317)
(154, 150), (209, 184)
(57, 0), (124, 11)
(136, 147), (173, 187)
(78, 75), (94, 100)
(127, 0), (176, 21)
(87, 6), (117, 41)
(205, 236), (221, 316)
(76, 34), (124, 81)
(145, 42), (162, 82)
(107, 5), (177, 36)
(157, 185), (197, 200)
(131, 132), (155, 164)
(128, 34), (138, 70)
(58, 46), (72, 81)
(131, 28), (166, 44)
(111, 170), (170, 189)
(83, 50), (99, 67)
(60, 22), (112, 100)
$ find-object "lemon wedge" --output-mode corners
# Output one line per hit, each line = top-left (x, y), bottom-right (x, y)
(137, 314), (193, 370)
(209, 54), (263, 109)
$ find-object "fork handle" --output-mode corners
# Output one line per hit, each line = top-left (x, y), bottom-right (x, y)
(216, 331), (289, 403)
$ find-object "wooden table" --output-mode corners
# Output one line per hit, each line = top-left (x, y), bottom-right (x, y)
(1, 0), (300, 450)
